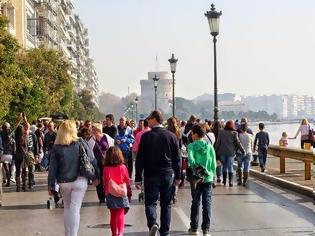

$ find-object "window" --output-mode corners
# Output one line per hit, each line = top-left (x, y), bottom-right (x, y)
(27, 14), (36, 36)
(7, 6), (15, 29)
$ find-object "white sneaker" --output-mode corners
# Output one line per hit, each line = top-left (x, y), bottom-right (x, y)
(188, 228), (199, 235)
(149, 224), (159, 236)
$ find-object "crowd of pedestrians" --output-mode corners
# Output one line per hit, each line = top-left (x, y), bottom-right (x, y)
(1, 110), (313, 236)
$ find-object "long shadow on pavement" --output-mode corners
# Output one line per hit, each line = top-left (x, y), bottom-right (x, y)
(124, 231), (187, 236)
(247, 179), (315, 225)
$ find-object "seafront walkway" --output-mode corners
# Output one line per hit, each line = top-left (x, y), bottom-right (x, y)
(0, 169), (314, 236)
(251, 155), (313, 188)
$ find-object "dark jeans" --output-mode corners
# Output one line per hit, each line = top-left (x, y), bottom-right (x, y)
(96, 163), (105, 202)
(221, 156), (234, 173)
(123, 152), (133, 178)
(144, 175), (174, 236)
(190, 182), (212, 231)
(258, 148), (268, 167)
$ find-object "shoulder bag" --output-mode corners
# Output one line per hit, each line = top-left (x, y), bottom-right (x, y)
(308, 126), (314, 143)
(78, 140), (96, 181)
(108, 168), (127, 198)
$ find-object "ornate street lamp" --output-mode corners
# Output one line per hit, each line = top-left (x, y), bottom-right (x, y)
(205, 3), (222, 124)
(134, 97), (139, 123)
(130, 103), (134, 121)
(168, 53), (178, 117)
(152, 74), (160, 110)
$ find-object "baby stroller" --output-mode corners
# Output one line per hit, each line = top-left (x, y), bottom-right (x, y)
(179, 147), (189, 188)
(47, 184), (64, 209)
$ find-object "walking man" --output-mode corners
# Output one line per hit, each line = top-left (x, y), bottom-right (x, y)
(135, 110), (181, 236)
(116, 117), (134, 178)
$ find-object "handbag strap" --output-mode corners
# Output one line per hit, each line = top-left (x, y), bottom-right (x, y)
(205, 133), (213, 145)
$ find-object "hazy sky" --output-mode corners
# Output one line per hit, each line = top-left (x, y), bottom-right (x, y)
(73, 0), (315, 99)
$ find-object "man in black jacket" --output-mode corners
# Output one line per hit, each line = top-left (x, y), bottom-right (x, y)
(135, 110), (181, 236)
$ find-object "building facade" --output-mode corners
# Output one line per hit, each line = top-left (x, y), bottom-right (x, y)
(242, 95), (315, 119)
(0, 0), (36, 48)
(0, 0), (99, 106)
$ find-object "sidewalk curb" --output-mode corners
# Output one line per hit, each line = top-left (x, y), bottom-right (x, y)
(249, 168), (314, 198)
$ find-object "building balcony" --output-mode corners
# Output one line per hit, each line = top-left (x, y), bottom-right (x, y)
(26, 32), (36, 47)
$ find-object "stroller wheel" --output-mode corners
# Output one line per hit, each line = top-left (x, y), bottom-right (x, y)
(138, 193), (143, 202)
(172, 196), (177, 204)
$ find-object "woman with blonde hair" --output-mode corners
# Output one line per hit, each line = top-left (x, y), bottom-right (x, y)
(292, 119), (312, 149)
(48, 120), (98, 236)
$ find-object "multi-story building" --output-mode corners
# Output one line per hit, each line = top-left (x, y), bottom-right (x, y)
(0, 0), (36, 48)
(242, 95), (315, 119)
(1, 0), (99, 106)
(140, 72), (173, 114)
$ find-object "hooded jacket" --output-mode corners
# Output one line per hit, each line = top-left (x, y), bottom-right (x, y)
(187, 139), (217, 183)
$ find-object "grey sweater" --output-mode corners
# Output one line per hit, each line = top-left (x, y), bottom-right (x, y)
(215, 129), (245, 157)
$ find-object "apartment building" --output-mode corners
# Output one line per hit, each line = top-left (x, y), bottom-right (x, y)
(0, 0), (36, 48)
(242, 95), (315, 119)
(0, 0), (99, 106)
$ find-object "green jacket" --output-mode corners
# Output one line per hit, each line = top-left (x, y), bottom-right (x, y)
(187, 139), (217, 183)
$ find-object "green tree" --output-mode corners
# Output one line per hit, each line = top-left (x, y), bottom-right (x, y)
(18, 46), (73, 115)
(0, 16), (24, 122)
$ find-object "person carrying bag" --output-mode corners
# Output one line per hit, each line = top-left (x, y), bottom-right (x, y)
(103, 146), (131, 236)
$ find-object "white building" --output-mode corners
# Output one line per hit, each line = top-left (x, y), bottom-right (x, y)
(242, 95), (315, 119)
(140, 72), (173, 114)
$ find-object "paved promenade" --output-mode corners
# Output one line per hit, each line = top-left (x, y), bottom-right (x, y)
(0, 172), (314, 236)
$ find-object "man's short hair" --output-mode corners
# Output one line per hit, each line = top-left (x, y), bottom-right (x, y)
(192, 124), (205, 138)
(147, 110), (163, 124)
(106, 114), (114, 122)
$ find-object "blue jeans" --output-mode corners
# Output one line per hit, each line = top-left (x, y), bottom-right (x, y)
(190, 182), (212, 230)
(144, 175), (174, 236)
(258, 148), (267, 167)
(221, 156), (234, 173)
(236, 154), (251, 172)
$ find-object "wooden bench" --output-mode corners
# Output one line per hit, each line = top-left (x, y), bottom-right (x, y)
(268, 145), (314, 180)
